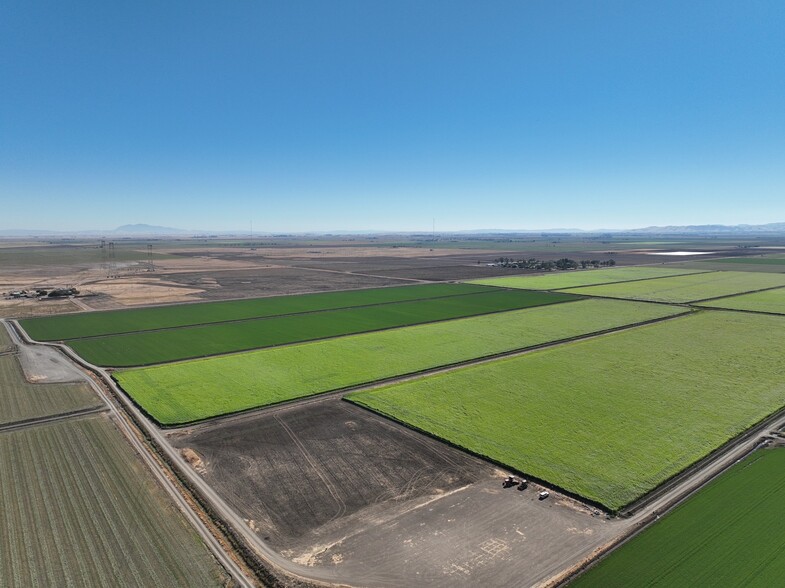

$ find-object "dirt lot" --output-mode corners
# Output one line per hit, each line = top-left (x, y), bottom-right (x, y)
(169, 399), (627, 587)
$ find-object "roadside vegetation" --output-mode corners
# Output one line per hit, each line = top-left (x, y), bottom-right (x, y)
(571, 448), (785, 587)
(470, 266), (701, 290)
(564, 270), (785, 303)
(348, 311), (785, 511)
(21, 282), (495, 341)
(0, 355), (102, 426)
(68, 289), (578, 366)
(114, 299), (684, 425)
(0, 417), (226, 587)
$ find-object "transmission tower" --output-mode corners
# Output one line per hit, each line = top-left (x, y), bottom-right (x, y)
(100, 239), (108, 275)
(147, 244), (155, 272)
(108, 242), (116, 278)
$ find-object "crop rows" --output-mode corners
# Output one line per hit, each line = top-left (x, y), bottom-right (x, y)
(0, 325), (13, 353)
(21, 282), (495, 341)
(0, 355), (102, 426)
(562, 270), (785, 303)
(572, 448), (785, 587)
(348, 310), (785, 511)
(69, 289), (578, 366)
(115, 298), (685, 425)
(470, 267), (702, 291)
(0, 416), (224, 587)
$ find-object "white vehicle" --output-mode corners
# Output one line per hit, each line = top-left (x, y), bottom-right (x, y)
(538, 490), (550, 500)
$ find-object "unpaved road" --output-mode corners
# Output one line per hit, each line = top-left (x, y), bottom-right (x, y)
(2, 320), (256, 588)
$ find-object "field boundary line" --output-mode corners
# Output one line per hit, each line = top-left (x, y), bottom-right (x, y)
(692, 304), (785, 318)
(545, 269), (716, 292)
(24, 278), (450, 317)
(549, 434), (782, 587)
(4, 320), (262, 588)
(98, 295), (581, 368)
(169, 309), (694, 431)
(0, 406), (109, 434)
(55, 286), (545, 342)
(687, 283), (785, 304)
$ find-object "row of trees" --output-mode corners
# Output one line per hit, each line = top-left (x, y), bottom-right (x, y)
(489, 257), (616, 270)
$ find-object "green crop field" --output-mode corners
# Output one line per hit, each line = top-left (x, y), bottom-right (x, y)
(698, 287), (785, 315)
(21, 282), (496, 341)
(115, 299), (684, 425)
(470, 267), (702, 290)
(348, 311), (785, 511)
(68, 289), (578, 366)
(571, 448), (785, 587)
(697, 255), (785, 266)
(564, 270), (785, 303)
(0, 355), (102, 426)
(0, 416), (225, 587)
(0, 244), (171, 268)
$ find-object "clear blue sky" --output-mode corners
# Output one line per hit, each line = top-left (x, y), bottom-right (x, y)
(2, 1), (784, 232)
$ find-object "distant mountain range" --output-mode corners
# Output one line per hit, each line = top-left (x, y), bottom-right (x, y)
(631, 222), (785, 234)
(2, 222), (785, 237)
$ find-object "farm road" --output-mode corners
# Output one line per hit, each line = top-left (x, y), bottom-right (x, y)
(3, 320), (257, 588)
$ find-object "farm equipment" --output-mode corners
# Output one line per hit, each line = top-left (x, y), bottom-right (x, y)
(503, 475), (517, 488)
(517, 479), (528, 490)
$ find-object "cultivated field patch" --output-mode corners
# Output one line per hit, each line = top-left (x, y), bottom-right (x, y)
(0, 324), (13, 353)
(470, 267), (702, 290)
(697, 287), (785, 315)
(170, 401), (485, 552)
(0, 416), (225, 587)
(68, 289), (578, 366)
(348, 311), (785, 511)
(116, 299), (684, 425)
(0, 355), (102, 426)
(564, 270), (785, 303)
(21, 282), (496, 341)
(571, 448), (785, 587)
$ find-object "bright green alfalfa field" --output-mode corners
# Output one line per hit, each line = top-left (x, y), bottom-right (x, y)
(67, 288), (577, 366)
(571, 448), (785, 587)
(698, 286), (785, 315)
(470, 266), (703, 290)
(562, 270), (785, 303)
(348, 310), (785, 511)
(20, 282), (494, 341)
(114, 298), (684, 425)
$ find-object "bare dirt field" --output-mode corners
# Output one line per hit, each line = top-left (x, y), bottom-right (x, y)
(169, 399), (627, 587)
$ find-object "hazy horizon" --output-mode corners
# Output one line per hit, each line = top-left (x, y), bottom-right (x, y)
(3, 2), (784, 232)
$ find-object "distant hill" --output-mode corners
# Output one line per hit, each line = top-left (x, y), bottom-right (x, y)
(113, 224), (189, 235)
(631, 222), (785, 235)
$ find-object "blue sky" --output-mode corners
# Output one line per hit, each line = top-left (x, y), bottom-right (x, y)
(2, 1), (784, 232)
